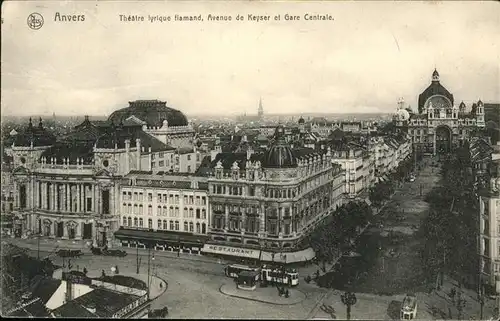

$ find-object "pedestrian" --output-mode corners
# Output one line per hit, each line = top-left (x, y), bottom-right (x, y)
(83, 267), (88, 275)
(159, 282), (163, 289)
(102, 269), (106, 277)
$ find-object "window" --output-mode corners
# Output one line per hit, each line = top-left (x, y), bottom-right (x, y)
(134, 192), (138, 201)
(187, 165), (191, 172)
(128, 217), (132, 226)
(189, 196), (194, 204)
(184, 207), (188, 218)
(158, 206), (162, 215)
(139, 193), (143, 201)
(122, 192), (127, 200)
(196, 196), (200, 205)
(163, 206), (168, 216)
(148, 193), (153, 202)
(148, 218), (152, 229)
(159, 161), (164, 167)
(139, 204), (143, 215)
(175, 221), (179, 231)
(183, 196), (188, 204)
(163, 220), (168, 230)
(175, 207), (179, 217)
(196, 222), (200, 233)
(148, 205), (152, 215)
(159, 152), (164, 158)
(202, 209), (206, 219)
(157, 219), (162, 230)
(139, 218), (143, 227)
(151, 162), (156, 168)
(169, 206), (174, 217)
(152, 154), (156, 160)
(202, 197), (206, 205)
(189, 208), (194, 218)
(170, 220), (174, 230)
(187, 155), (191, 161)
(122, 217), (127, 226)
(189, 222), (194, 232)
(175, 195), (179, 204)
(157, 194), (162, 202)
(184, 221), (188, 231)
(196, 209), (201, 219)
(134, 217), (138, 227)
(134, 204), (138, 215)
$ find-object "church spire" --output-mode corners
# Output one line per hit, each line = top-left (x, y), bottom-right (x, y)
(258, 97), (264, 119)
(432, 68), (440, 82)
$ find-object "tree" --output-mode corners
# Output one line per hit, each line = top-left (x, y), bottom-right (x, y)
(341, 291), (357, 320)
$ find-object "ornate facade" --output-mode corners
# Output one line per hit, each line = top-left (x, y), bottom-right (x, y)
(200, 125), (346, 251)
(394, 69), (485, 155)
(8, 100), (198, 247)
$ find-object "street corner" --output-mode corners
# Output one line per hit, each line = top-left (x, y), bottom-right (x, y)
(219, 283), (306, 305)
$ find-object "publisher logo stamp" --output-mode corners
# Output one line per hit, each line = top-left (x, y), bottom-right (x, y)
(27, 13), (44, 30)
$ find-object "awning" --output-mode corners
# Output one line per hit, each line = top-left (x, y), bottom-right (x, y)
(113, 228), (208, 246)
(260, 247), (315, 263)
(201, 244), (261, 259)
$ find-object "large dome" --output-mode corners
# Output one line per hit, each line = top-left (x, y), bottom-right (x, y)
(262, 125), (297, 168)
(108, 100), (188, 127)
(395, 109), (410, 121)
(418, 69), (454, 114)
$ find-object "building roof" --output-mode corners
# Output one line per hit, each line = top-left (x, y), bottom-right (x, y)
(418, 69), (454, 113)
(262, 125), (297, 168)
(108, 100), (188, 127)
(31, 278), (62, 305)
(114, 228), (209, 245)
(40, 141), (95, 165)
(13, 118), (57, 147)
(51, 288), (140, 318)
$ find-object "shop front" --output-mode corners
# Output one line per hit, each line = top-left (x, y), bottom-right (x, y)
(114, 228), (209, 255)
(201, 243), (316, 265)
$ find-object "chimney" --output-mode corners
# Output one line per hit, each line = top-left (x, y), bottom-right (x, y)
(65, 279), (73, 303)
(136, 138), (141, 170)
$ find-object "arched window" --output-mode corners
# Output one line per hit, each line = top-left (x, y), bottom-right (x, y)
(196, 209), (201, 219)
(163, 220), (168, 230)
(148, 218), (152, 229)
(202, 209), (206, 219)
(183, 207), (188, 218)
(163, 206), (167, 216)
(122, 216), (127, 226)
(184, 221), (188, 231)
(139, 218), (143, 227)
(158, 206), (162, 215)
(128, 217), (132, 226)
(196, 222), (200, 233)
(175, 221), (179, 230)
(189, 208), (194, 218)
(139, 204), (143, 215)
(169, 220), (174, 230)
(157, 219), (162, 229)
(169, 206), (174, 217)
(133, 217), (138, 226)
(202, 223), (206, 234)
(134, 204), (138, 215)
(189, 222), (194, 232)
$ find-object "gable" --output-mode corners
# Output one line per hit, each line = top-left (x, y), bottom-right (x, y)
(12, 166), (30, 175)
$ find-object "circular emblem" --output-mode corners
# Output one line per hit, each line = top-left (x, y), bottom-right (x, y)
(27, 13), (44, 30)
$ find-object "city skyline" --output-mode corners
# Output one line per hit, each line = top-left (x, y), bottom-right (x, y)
(1, 1), (499, 117)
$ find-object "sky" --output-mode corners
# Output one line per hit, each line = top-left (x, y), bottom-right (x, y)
(1, 1), (499, 118)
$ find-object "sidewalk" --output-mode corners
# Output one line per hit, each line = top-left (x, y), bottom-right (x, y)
(219, 283), (306, 305)
(6, 237), (230, 266)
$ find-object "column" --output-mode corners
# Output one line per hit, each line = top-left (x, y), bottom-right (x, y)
(433, 133), (437, 155)
(77, 184), (81, 213)
(279, 207), (284, 238)
(98, 189), (103, 215)
(240, 207), (246, 234)
(224, 205), (229, 231)
(76, 222), (82, 240)
(259, 204), (266, 236)
(52, 183), (56, 211)
(66, 184), (70, 212)
(55, 183), (59, 211)
(62, 222), (68, 239)
(41, 182), (46, 210)
(61, 184), (66, 212)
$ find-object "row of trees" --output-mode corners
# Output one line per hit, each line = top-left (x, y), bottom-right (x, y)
(419, 147), (479, 289)
(369, 156), (414, 207)
(308, 201), (373, 265)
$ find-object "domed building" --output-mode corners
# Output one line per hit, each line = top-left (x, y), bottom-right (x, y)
(197, 125), (346, 263)
(108, 100), (195, 149)
(395, 69), (485, 155)
(7, 100), (201, 246)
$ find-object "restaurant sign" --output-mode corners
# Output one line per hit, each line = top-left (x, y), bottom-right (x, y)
(202, 244), (260, 259)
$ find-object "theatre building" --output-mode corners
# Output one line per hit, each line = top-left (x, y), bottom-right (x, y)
(8, 100), (200, 247)
(197, 125), (346, 263)
(114, 173), (210, 254)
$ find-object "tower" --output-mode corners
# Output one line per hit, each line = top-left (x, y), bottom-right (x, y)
(397, 97), (405, 110)
(476, 99), (485, 128)
(258, 97), (264, 120)
(432, 68), (440, 82)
